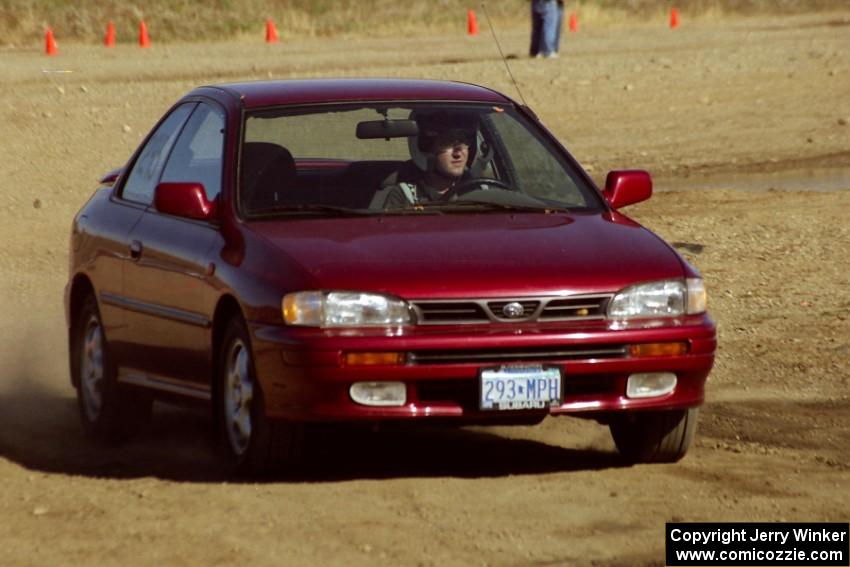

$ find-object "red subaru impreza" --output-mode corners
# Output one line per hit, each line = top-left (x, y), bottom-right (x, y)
(65, 79), (715, 474)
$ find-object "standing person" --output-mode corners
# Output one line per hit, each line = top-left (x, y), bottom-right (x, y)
(553, 0), (565, 56)
(529, 0), (558, 59)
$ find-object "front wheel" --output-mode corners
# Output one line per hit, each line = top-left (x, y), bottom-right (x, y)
(216, 316), (302, 476)
(609, 408), (698, 463)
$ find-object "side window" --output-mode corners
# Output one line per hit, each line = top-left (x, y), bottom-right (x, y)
(161, 103), (226, 201)
(121, 103), (196, 205)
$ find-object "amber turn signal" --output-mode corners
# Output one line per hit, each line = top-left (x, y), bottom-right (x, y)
(342, 352), (406, 366)
(629, 342), (688, 357)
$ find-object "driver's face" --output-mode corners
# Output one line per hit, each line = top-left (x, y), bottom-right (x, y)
(432, 136), (469, 179)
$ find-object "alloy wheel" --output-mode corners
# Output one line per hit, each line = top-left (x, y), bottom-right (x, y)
(80, 315), (104, 422)
(224, 338), (254, 456)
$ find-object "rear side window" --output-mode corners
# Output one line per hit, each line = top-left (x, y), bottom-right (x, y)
(121, 103), (195, 205)
(160, 103), (226, 201)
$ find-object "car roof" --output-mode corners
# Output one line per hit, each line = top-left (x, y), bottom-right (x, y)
(196, 78), (512, 109)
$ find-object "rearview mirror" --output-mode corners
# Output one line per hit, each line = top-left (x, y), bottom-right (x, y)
(603, 170), (652, 209)
(154, 182), (217, 221)
(356, 119), (419, 140)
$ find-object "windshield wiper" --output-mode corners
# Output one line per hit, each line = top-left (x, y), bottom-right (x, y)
(251, 204), (375, 217)
(386, 200), (573, 214)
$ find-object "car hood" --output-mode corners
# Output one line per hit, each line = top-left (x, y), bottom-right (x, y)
(247, 212), (684, 298)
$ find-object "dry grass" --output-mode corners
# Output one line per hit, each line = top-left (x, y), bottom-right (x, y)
(0, 0), (846, 45)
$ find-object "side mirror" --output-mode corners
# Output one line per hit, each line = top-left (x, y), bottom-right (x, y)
(154, 182), (217, 221)
(603, 170), (652, 209)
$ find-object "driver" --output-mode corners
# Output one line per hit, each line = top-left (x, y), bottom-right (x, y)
(376, 112), (477, 208)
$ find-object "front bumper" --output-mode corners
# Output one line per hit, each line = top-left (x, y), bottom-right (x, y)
(250, 316), (716, 422)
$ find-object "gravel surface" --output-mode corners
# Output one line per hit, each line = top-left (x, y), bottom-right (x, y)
(0, 13), (848, 567)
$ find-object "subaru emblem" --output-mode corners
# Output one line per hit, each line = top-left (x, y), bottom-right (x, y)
(502, 302), (525, 319)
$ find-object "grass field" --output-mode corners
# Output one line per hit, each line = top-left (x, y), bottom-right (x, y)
(1, 0), (846, 45)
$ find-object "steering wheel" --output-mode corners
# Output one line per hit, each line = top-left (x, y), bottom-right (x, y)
(447, 177), (514, 199)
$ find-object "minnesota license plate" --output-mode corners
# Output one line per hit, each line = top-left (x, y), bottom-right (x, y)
(479, 365), (562, 411)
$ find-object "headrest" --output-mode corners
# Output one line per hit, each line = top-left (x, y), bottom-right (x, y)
(241, 142), (296, 210)
(241, 142), (295, 189)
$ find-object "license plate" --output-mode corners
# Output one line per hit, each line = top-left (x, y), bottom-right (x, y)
(479, 365), (562, 411)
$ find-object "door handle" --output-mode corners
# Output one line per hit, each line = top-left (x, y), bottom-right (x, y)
(129, 240), (143, 260)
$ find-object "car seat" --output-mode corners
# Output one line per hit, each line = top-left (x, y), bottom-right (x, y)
(241, 142), (297, 212)
(336, 161), (405, 209)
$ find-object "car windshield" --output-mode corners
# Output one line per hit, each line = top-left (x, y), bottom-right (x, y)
(239, 103), (601, 217)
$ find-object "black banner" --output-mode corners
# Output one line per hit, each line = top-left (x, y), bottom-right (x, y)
(666, 522), (849, 566)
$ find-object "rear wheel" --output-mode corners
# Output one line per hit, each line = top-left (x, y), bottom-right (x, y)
(609, 408), (698, 463)
(74, 295), (151, 442)
(216, 316), (302, 476)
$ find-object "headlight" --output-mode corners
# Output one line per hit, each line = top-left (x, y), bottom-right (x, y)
(282, 291), (412, 327)
(685, 277), (707, 314)
(608, 278), (706, 320)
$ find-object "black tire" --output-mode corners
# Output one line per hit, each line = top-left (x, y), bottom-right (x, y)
(215, 316), (302, 476)
(609, 408), (698, 463)
(73, 295), (151, 443)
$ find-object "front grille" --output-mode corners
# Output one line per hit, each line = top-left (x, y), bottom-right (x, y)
(563, 376), (613, 397)
(411, 294), (612, 325)
(540, 296), (609, 320)
(486, 300), (542, 320)
(409, 344), (627, 365)
(415, 301), (489, 323)
(418, 379), (478, 407)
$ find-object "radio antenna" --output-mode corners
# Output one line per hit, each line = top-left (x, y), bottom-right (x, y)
(480, 2), (528, 107)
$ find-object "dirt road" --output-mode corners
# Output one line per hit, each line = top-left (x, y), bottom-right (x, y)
(0, 13), (848, 567)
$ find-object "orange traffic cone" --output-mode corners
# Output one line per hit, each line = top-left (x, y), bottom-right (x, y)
(45, 27), (58, 56)
(139, 20), (151, 47)
(467, 10), (479, 36)
(569, 12), (578, 32)
(670, 7), (680, 29)
(104, 21), (116, 47)
(265, 19), (279, 43)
